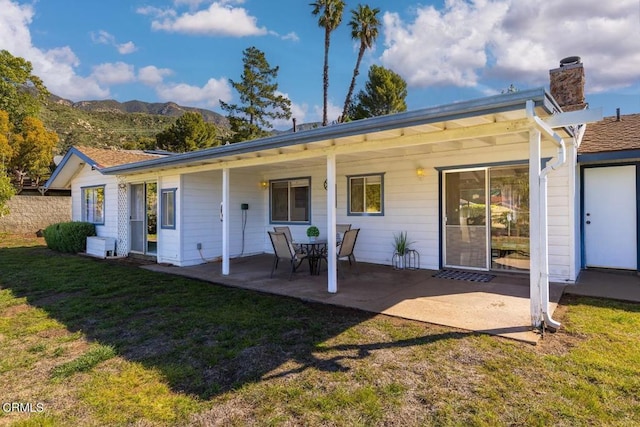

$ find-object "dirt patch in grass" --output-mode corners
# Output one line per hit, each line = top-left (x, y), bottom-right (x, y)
(534, 296), (589, 356)
(2, 303), (31, 316)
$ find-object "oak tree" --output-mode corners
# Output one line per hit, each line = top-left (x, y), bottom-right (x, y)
(9, 116), (58, 185)
(0, 50), (49, 130)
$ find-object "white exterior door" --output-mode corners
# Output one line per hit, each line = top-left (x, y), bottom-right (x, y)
(584, 165), (637, 269)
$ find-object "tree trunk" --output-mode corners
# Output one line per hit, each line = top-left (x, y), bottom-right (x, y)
(323, 28), (331, 127)
(342, 44), (365, 121)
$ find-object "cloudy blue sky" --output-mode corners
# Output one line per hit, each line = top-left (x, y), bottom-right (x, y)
(1, 0), (639, 129)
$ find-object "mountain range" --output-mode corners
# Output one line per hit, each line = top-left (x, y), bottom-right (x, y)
(41, 95), (231, 152)
(50, 94), (228, 127)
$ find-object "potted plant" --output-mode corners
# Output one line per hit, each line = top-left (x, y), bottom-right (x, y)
(392, 231), (413, 269)
(306, 225), (320, 242)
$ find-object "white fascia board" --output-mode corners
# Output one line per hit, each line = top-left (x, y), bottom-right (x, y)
(544, 108), (603, 128)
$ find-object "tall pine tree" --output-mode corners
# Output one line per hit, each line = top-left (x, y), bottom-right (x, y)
(220, 47), (291, 143)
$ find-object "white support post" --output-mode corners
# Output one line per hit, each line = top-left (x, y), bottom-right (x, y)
(327, 153), (337, 293)
(529, 129), (542, 328)
(222, 167), (230, 275)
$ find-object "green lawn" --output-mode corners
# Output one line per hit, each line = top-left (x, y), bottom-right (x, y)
(1, 235), (639, 426)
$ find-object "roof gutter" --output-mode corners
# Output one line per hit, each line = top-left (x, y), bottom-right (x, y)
(526, 100), (564, 331)
(102, 88), (556, 176)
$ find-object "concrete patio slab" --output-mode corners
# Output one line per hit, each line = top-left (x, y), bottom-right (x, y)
(143, 255), (566, 345)
(566, 268), (640, 302)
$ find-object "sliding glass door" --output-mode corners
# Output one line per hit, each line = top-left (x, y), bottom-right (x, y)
(444, 169), (488, 269)
(489, 166), (529, 271)
(444, 166), (530, 272)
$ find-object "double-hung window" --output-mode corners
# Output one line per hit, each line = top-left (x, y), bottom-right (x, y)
(160, 188), (176, 229)
(270, 178), (310, 223)
(82, 185), (105, 224)
(348, 173), (384, 216)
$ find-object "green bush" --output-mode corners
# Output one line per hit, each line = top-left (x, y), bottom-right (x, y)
(43, 221), (96, 253)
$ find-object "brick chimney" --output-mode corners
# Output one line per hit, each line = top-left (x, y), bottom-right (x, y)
(549, 56), (588, 111)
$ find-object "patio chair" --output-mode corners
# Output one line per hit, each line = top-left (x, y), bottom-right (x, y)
(268, 231), (307, 280)
(336, 224), (351, 233)
(337, 228), (359, 277)
(274, 226), (300, 251)
(336, 224), (351, 243)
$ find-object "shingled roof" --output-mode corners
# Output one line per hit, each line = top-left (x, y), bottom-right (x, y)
(579, 113), (640, 154)
(75, 146), (167, 169)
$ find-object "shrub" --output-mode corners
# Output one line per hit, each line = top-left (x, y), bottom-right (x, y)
(43, 221), (96, 253)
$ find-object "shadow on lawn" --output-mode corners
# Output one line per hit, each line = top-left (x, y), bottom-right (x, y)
(0, 245), (470, 399)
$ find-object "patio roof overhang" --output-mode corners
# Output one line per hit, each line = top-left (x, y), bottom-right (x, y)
(101, 88), (574, 177)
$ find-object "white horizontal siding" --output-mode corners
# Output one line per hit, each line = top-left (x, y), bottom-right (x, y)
(71, 164), (118, 240)
(181, 171), (218, 266)
(546, 160), (575, 282)
(179, 169), (266, 267)
(227, 170), (266, 258)
(157, 175), (181, 263)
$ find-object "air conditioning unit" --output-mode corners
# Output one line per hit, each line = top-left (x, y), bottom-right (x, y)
(86, 236), (116, 258)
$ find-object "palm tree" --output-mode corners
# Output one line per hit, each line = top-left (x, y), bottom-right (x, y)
(310, 0), (345, 126)
(341, 4), (380, 122)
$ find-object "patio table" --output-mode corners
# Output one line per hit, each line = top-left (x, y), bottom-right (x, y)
(298, 240), (328, 275)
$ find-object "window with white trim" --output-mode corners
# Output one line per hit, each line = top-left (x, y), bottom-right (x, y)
(270, 178), (310, 223)
(82, 185), (105, 224)
(348, 173), (384, 215)
(160, 188), (176, 229)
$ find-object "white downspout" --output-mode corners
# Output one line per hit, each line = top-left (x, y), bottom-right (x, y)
(526, 100), (564, 331)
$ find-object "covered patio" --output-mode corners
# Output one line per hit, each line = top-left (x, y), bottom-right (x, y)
(143, 256), (565, 344)
(96, 88), (601, 336)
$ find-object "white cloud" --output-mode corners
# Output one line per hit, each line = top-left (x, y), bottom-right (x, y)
(136, 6), (172, 17)
(268, 91), (305, 130)
(147, 1), (267, 37)
(280, 32), (300, 42)
(490, 0), (640, 92)
(288, 102), (307, 127)
(381, 0), (640, 93)
(117, 41), (137, 55)
(138, 65), (174, 86)
(90, 30), (114, 45)
(0, 0), (109, 99)
(312, 100), (342, 125)
(0, 0), (233, 105)
(0, 0), (34, 53)
(155, 78), (232, 107)
(381, 0), (508, 88)
(91, 62), (136, 85)
(91, 30), (137, 55)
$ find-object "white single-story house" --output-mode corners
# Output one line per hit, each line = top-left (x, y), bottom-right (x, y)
(45, 58), (607, 330)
